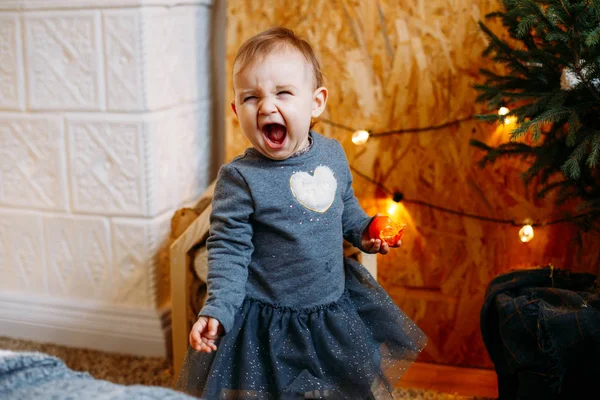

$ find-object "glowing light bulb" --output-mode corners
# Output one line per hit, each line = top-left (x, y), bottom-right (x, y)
(519, 224), (534, 243)
(498, 106), (510, 116)
(387, 201), (397, 215)
(504, 115), (517, 125)
(352, 130), (370, 145)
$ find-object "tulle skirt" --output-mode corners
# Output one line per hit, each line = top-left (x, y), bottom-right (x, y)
(176, 258), (426, 399)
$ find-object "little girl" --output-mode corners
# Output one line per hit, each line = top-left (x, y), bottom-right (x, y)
(177, 27), (426, 399)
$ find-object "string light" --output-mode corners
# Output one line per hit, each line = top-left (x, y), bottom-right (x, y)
(387, 201), (397, 215)
(321, 116), (475, 140)
(352, 130), (370, 145)
(321, 106), (505, 141)
(386, 192), (404, 215)
(497, 106), (516, 124)
(321, 115), (593, 228)
(349, 165), (593, 228)
(519, 224), (535, 242)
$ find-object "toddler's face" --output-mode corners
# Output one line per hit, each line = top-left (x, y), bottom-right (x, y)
(232, 48), (327, 160)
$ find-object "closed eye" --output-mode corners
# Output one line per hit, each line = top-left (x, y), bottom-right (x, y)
(243, 96), (257, 103)
(278, 91), (292, 96)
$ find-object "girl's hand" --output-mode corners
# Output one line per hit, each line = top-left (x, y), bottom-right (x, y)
(189, 316), (223, 353)
(361, 216), (403, 255)
(362, 237), (394, 254)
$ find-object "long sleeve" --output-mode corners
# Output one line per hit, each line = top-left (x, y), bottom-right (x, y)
(199, 164), (255, 333)
(339, 145), (373, 250)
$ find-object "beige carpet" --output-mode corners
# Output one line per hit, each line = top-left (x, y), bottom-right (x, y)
(0, 336), (491, 399)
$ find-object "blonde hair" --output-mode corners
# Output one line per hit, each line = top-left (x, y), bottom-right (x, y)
(233, 27), (323, 89)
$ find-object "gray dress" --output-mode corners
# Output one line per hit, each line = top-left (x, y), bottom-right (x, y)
(177, 132), (427, 399)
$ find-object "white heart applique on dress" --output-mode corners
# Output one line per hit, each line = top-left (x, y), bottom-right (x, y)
(290, 165), (337, 213)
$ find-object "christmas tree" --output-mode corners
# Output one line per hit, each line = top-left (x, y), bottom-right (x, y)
(472, 0), (600, 230)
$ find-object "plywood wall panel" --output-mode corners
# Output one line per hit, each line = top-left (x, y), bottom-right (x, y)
(225, 0), (600, 368)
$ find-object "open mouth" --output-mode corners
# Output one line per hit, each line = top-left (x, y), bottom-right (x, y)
(262, 123), (287, 149)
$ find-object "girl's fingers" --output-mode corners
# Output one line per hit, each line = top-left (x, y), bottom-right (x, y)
(200, 332), (219, 352)
(200, 343), (211, 353)
(189, 317), (208, 349)
(371, 239), (381, 252)
(379, 242), (389, 254)
(207, 318), (221, 338)
(203, 338), (217, 351)
(196, 337), (214, 353)
(191, 338), (203, 352)
(200, 341), (217, 353)
(189, 330), (201, 348)
(389, 239), (402, 247)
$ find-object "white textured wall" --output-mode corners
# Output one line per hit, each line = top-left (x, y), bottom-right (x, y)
(0, 0), (215, 355)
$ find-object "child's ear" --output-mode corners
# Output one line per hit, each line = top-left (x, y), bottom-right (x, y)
(311, 86), (328, 118)
(231, 102), (237, 116)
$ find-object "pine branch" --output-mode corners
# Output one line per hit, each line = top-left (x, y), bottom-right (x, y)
(587, 132), (600, 167)
(562, 135), (591, 179)
(510, 107), (571, 139)
(535, 179), (572, 199)
(478, 22), (532, 75)
(566, 111), (582, 147)
(470, 139), (534, 168)
(473, 0), (600, 224)
(584, 26), (600, 46)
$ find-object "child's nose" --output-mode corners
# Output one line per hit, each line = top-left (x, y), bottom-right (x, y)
(258, 97), (277, 115)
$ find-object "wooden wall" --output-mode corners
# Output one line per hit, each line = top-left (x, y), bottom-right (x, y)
(224, 0), (600, 368)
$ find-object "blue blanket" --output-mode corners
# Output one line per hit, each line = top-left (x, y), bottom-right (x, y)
(0, 350), (196, 400)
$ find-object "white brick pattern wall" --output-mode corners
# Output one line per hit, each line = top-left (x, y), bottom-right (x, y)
(0, 210), (46, 293)
(0, 14), (25, 110)
(103, 11), (144, 111)
(44, 214), (112, 299)
(0, 0), (213, 315)
(25, 11), (105, 110)
(0, 114), (68, 210)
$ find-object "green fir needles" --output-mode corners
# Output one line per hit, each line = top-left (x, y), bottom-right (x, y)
(472, 0), (600, 228)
